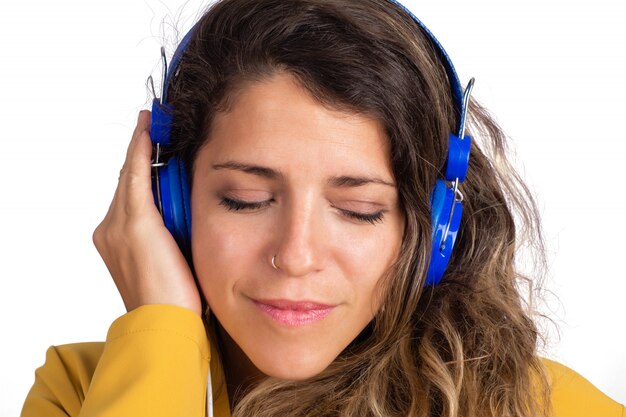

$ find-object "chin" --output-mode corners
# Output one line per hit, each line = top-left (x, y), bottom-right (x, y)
(257, 359), (331, 381)
(249, 343), (336, 381)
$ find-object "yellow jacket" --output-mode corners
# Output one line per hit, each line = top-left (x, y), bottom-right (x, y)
(20, 304), (624, 417)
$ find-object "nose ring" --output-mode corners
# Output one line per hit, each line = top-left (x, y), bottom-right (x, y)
(271, 255), (279, 270)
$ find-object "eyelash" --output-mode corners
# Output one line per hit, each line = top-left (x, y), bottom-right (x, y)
(218, 197), (386, 225)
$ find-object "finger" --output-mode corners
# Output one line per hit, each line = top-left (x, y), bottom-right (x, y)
(135, 111), (154, 165)
(128, 114), (154, 185)
(121, 111), (153, 178)
(125, 110), (151, 162)
(118, 110), (154, 203)
(118, 110), (149, 185)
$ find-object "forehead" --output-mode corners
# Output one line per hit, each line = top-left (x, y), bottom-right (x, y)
(200, 73), (394, 183)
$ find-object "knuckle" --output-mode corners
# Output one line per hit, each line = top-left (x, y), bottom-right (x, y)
(125, 171), (142, 186)
(92, 222), (110, 247)
(93, 220), (124, 248)
(92, 226), (102, 248)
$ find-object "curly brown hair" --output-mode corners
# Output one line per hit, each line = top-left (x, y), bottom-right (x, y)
(158, 0), (553, 415)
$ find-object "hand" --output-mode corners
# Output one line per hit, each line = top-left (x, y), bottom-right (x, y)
(92, 110), (202, 317)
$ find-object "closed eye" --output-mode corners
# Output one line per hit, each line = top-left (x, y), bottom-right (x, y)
(219, 197), (269, 211)
(218, 197), (386, 225)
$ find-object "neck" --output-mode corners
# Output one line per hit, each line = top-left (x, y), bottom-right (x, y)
(216, 321), (266, 410)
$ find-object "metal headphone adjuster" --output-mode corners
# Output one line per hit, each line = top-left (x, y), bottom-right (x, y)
(150, 142), (167, 216)
(149, 46), (171, 172)
(147, 47), (172, 216)
(440, 78), (475, 250)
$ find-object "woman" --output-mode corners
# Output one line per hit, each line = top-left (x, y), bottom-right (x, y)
(21, 0), (624, 416)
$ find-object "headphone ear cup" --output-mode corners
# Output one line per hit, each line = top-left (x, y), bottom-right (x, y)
(177, 157), (192, 248)
(427, 179), (462, 286)
(153, 156), (192, 261)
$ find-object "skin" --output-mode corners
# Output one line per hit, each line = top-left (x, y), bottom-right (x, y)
(94, 71), (405, 408)
(190, 72), (405, 399)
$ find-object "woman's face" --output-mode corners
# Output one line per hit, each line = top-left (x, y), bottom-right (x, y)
(191, 72), (405, 380)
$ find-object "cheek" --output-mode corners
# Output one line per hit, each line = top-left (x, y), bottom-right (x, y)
(338, 226), (399, 300)
(336, 220), (403, 322)
(190, 210), (261, 307)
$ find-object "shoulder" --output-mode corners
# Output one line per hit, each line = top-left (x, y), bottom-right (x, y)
(541, 357), (624, 417)
(43, 342), (105, 377)
(37, 342), (105, 395)
(21, 342), (105, 416)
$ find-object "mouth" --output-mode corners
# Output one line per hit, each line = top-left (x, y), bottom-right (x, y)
(252, 299), (336, 327)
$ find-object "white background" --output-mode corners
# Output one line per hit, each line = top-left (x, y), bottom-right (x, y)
(1, 0), (624, 415)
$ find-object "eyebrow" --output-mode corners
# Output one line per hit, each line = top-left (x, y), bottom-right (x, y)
(212, 161), (396, 188)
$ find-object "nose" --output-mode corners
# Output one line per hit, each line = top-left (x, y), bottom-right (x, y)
(272, 195), (324, 277)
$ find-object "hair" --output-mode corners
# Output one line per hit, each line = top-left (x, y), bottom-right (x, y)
(159, 0), (553, 416)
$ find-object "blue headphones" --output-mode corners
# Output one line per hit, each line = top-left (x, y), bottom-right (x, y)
(148, 0), (474, 287)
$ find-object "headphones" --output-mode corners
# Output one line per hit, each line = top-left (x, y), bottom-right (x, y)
(148, 0), (474, 288)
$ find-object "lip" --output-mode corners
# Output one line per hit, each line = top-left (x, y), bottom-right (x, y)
(252, 299), (336, 327)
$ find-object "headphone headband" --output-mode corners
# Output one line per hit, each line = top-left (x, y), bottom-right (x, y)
(386, 0), (464, 121)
